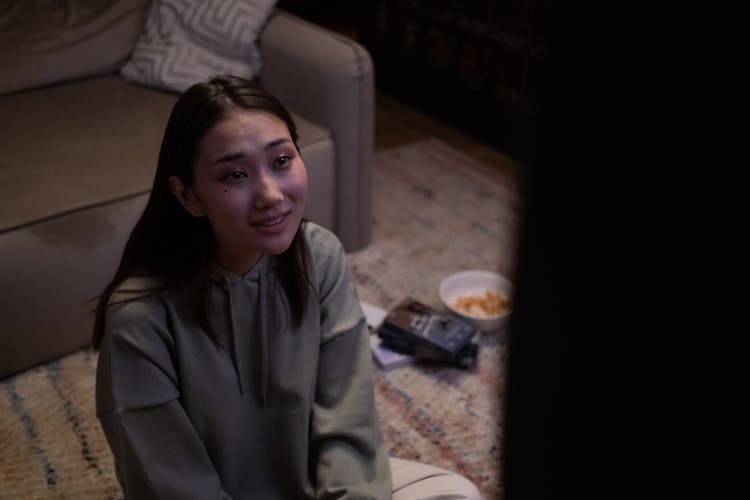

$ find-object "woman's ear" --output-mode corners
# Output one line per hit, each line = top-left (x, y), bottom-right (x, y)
(168, 176), (205, 217)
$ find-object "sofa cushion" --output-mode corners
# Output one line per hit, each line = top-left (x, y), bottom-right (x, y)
(121, 0), (277, 93)
(0, 0), (151, 97)
(0, 75), (176, 233)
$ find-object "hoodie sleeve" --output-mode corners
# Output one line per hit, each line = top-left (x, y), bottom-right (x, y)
(95, 295), (232, 500)
(307, 225), (393, 499)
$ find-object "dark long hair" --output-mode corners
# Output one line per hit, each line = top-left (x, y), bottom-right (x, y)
(92, 75), (311, 349)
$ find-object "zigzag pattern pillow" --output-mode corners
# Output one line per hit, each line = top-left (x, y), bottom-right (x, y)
(121, 0), (276, 93)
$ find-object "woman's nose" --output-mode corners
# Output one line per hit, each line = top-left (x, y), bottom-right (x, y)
(252, 170), (283, 208)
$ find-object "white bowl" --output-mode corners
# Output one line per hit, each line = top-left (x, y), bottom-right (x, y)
(439, 270), (514, 332)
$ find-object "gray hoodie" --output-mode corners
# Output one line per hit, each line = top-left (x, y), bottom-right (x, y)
(96, 223), (392, 499)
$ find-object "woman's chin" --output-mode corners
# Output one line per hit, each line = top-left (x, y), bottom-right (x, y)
(254, 222), (301, 255)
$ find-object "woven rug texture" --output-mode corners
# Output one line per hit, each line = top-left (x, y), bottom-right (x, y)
(0, 138), (520, 500)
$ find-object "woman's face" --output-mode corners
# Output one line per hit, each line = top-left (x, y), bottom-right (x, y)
(170, 109), (308, 274)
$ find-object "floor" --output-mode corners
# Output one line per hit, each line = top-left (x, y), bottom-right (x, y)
(374, 92), (524, 179)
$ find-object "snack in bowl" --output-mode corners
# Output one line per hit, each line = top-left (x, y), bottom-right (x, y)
(451, 290), (510, 319)
(439, 270), (514, 331)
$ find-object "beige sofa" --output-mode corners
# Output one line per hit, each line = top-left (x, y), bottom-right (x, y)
(0, 1), (374, 378)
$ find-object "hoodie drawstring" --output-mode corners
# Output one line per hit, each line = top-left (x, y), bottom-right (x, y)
(222, 268), (272, 406)
(224, 276), (245, 395)
(258, 276), (268, 407)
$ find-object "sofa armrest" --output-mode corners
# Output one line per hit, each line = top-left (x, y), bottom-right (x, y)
(259, 10), (374, 251)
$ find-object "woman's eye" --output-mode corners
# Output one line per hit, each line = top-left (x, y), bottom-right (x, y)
(225, 170), (246, 181)
(275, 155), (292, 167)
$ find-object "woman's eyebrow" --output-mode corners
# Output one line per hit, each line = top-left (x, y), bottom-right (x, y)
(265, 138), (291, 149)
(212, 138), (292, 166)
(213, 153), (244, 165)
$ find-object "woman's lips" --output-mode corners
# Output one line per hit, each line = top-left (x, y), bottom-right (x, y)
(253, 214), (285, 227)
(252, 211), (290, 233)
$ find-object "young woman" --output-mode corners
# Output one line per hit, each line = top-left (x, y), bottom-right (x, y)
(93, 75), (481, 499)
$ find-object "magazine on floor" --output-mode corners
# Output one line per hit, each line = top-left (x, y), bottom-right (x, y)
(364, 299), (480, 369)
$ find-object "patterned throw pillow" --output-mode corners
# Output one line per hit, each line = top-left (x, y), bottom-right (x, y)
(121, 0), (277, 93)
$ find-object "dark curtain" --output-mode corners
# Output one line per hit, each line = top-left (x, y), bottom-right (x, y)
(502, 1), (726, 499)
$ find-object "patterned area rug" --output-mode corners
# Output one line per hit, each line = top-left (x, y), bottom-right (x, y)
(0, 138), (520, 500)
(348, 138), (520, 500)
